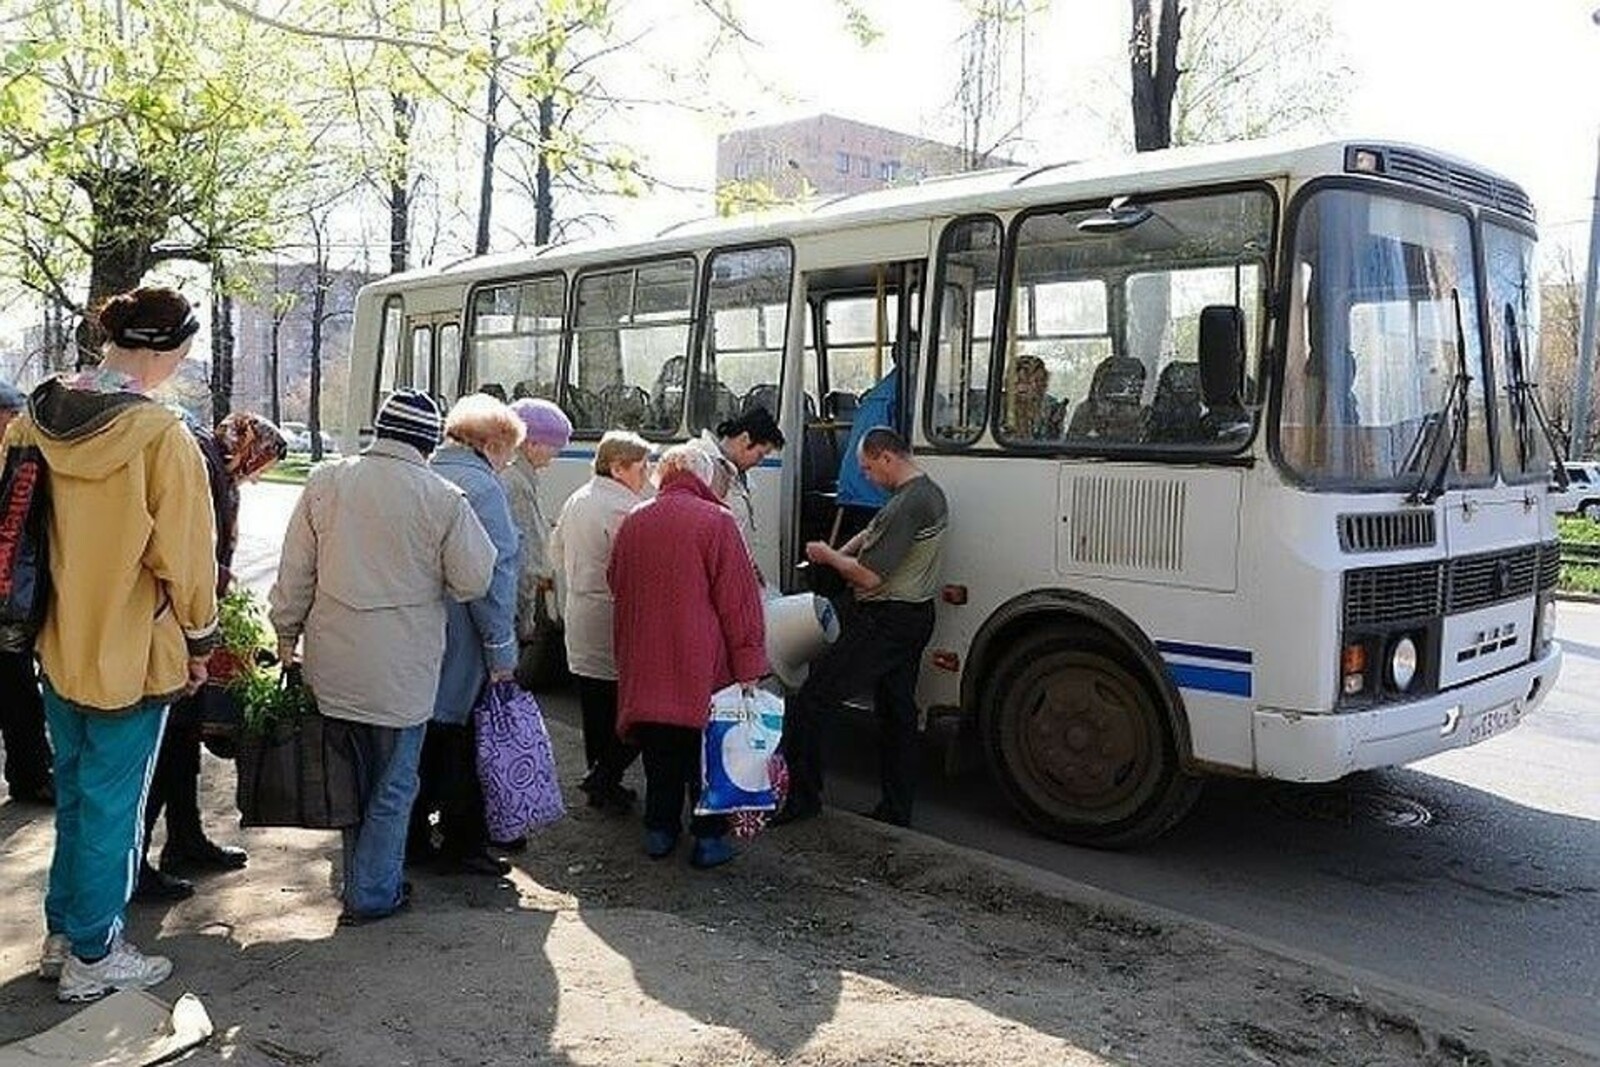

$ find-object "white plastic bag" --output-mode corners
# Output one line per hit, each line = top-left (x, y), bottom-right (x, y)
(696, 684), (785, 815)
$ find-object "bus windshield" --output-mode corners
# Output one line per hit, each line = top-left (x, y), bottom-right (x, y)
(1277, 188), (1490, 489)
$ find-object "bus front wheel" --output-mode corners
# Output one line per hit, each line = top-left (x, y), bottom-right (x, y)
(981, 626), (1201, 848)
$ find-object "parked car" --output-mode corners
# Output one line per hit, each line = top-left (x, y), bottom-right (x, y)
(1550, 461), (1600, 519)
(279, 421), (339, 456)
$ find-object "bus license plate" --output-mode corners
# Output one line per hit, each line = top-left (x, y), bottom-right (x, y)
(1468, 706), (1519, 744)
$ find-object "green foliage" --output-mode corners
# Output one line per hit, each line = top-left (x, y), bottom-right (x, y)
(213, 587), (314, 734)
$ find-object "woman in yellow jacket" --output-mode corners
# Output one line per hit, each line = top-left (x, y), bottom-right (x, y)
(3, 287), (219, 1003)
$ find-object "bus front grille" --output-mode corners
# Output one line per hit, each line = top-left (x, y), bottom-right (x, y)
(1343, 562), (1444, 628)
(1446, 547), (1538, 613)
(1538, 541), (1560, 592)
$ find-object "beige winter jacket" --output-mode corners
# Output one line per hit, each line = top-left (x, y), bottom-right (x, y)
(269, 439), (496, 728)
(547, 474), (642, 681)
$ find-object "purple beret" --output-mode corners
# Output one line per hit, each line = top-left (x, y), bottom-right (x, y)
(510, 397), (572, 448)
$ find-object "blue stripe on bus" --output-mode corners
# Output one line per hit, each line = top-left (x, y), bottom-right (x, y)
(1155, 640), (1253, 665)
(1165, 663), (1253, 698)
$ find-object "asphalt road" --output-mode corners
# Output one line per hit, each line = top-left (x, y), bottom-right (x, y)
(235, 482), (1599, 1048)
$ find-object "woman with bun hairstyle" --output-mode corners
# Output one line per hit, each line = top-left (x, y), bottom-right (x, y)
(2, 286), (219, 1002)
(136, 411), (287, 902)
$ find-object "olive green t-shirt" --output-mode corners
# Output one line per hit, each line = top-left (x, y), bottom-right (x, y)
(856, 473), (948, 603)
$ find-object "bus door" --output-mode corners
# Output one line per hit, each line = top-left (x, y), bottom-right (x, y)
(790, 258), (924, 587)
(405, 312), (463, 407)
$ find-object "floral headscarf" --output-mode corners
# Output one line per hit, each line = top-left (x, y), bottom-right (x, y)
(217, 412), (288, 479)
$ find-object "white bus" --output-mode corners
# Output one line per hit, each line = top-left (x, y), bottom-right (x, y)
(345, 137), (1563, 846)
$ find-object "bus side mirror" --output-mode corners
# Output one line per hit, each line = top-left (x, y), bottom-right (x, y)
(1199, 305), (1246, 407)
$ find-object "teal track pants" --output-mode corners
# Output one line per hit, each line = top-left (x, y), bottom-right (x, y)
(42, 684), (167, 961)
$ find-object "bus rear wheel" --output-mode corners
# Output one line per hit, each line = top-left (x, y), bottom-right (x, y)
(982, 626), (1201, 848)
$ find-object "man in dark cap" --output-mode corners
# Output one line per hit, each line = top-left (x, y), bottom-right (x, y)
(0, 378), (53, 805)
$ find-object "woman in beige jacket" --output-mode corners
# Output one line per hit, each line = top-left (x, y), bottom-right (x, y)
(269, 389), (495, 925)
(548, 430), (651, 811)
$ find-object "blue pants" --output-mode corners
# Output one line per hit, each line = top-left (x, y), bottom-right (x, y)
(339, 720), (426, 917)
(42, 685), (167, 960)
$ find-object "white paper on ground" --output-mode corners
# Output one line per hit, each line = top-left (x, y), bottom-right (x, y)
(0, 990), (213, 1067)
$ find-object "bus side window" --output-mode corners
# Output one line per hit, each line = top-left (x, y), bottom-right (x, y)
(571, 257), (695, 438)
(409, 325), (433, 393)
(373, 295), (404, 424)
(437, 322), (462, 403)
(693, 244), (793, 431)
(929, 217), (1001, 446)
(468, 275), (566, 410)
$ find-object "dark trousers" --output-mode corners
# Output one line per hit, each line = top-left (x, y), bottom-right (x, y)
(576, 676), (638, 789)
(636, 723), (725, 840)
(144, 711), (204, 850)
(782, 599), (936, 822)
(410, 721), (488, 856)
(0, 649), (52, 793)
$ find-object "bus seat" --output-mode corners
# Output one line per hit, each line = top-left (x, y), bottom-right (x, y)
(1144, 361), (1204, 444)
(597, 383), (650, 431)
(824, 390), (859, 422)
(564, 385), (599, 429)
(650, 357), (687, 430)
(1066, 356), (1146, 441)
(742, 383), (780, 417)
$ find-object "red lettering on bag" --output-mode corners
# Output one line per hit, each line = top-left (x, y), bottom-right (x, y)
(0, 458), (40, 599)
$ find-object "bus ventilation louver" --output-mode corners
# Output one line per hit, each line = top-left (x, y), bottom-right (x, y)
(1067, 475), (1186, 572)
(1352, 146), (1536, 223)
(1338, 512), (1437, 553)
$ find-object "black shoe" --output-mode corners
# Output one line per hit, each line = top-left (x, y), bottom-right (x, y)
(435, 850), (511, 877)
(489, 836), (528, 854)
(7, 778), (54, 807)
(161, 835), (247, 873)
(769, 799), (822, 827)
(864, 803), (911, 828)
(133, 862), (194, 903)
(580, 774), (637, 815)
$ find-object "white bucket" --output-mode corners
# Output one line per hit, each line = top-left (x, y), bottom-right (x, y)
(764, 592), (841, 688)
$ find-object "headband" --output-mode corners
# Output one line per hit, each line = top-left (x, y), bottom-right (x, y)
(116, 310), (200, 352)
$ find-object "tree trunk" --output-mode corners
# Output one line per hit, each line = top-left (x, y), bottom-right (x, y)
(268, 264), (283, 424)
(475, 6), (501, 256)
(1129, 0), (1183, 152)
(70, 166), (171, 367)
(209, 262), (235, 424)
(309, 218), (328, 462)
(534, 49), (556, 247)
(389, 92), (414, 274)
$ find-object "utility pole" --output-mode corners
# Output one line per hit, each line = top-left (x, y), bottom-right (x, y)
(1574, 134), (1600, 458)
(1574, 14), (1600, 458)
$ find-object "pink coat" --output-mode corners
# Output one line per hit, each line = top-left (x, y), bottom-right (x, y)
(608, 472), (767, 739)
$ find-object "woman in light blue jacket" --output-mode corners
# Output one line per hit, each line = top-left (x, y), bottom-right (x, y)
(409, 394), (524, 876)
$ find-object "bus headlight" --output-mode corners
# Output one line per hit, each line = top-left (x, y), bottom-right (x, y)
(1539, 600), (1557, 648)
(1390, 636), (1419, 692)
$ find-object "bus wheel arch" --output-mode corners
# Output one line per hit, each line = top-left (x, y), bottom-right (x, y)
(967, 592), (1203, 848)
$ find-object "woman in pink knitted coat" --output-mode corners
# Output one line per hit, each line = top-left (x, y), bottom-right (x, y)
(607, 444), (767, 869)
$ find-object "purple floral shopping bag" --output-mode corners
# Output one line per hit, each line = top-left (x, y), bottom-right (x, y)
(474, 680), (564, 841)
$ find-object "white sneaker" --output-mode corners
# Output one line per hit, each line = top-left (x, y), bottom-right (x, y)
(56, 938), (173, 1003)
(37, 933), (69, 981)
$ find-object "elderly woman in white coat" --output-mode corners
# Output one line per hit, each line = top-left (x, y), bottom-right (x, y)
(548, 430), (651, 812)
(270, 389), (495, 925)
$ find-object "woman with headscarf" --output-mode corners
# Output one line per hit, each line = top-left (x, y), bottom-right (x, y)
(6, 286), (217, 1001)
(607, 444), (767, 869)
(136, 412), (287, 902)
(500, 397), (572, 694)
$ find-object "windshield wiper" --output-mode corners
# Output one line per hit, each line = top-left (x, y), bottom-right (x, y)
(1405, 289), (1472, 505)
(1503, 303), (1569, 490)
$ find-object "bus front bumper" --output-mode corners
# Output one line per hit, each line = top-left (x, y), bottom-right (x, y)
(1251, 641), (1562, 782)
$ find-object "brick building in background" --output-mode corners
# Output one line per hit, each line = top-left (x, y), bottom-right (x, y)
(716, 113), (1013, 199)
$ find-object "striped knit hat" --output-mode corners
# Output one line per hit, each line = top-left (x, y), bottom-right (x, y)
(374, 388), (444, 456)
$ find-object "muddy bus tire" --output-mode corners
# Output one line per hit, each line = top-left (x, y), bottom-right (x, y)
(981, 625), (1202, 849)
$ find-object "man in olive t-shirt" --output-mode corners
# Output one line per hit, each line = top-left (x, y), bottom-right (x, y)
(774, 426), (947, 828)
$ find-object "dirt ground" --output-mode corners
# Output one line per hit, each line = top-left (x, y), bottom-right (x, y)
(0, 713), (1587, 1067)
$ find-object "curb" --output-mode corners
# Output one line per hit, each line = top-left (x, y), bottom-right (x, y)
(1555, 589), (1600, 604)
(844, 809), (1600, 1065)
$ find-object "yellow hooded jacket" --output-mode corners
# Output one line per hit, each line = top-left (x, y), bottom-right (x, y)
(3, 379), (218, 712)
